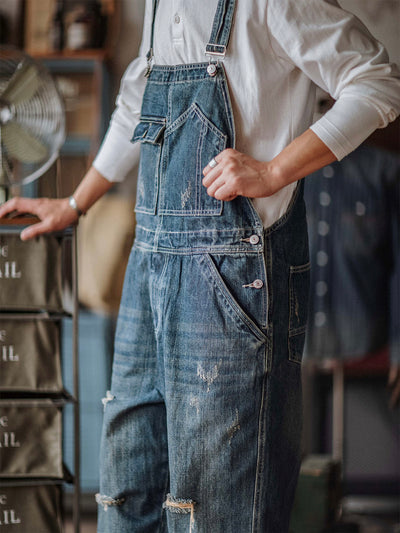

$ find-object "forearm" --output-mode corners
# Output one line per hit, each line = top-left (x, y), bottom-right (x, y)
(0, 166), (114, 240)
(203, 128), (337, 200)
(269, 129), (337, 191)
(71, 166), (114, 215)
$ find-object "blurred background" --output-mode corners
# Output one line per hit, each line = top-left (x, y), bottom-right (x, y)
(0, 1), (398, 532)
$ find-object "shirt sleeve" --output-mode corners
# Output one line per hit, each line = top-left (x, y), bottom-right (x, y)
(92, 1), (152, 182)
(267, 0), (400, 160)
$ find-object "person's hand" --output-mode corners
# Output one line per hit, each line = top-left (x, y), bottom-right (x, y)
(0, 197), (79, 240)
(388, 363), (400, 409)
(202, 149), (281, 201)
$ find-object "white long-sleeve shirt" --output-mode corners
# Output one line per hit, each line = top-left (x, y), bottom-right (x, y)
(93, 0), (400, 228)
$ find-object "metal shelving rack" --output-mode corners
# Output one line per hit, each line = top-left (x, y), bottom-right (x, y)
(0, 220), (80, 533)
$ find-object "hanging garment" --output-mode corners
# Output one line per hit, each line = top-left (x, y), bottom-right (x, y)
(304, 144), (400, 362)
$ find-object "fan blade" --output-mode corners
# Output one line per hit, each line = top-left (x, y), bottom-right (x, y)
(1, 62), (41, 105)
(2, 122), (48, 163)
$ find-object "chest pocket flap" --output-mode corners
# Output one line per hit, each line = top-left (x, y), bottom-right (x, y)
(131, 119), (165, 145)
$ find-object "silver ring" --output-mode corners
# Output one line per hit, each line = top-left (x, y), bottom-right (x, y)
(209, 157), (218, 168)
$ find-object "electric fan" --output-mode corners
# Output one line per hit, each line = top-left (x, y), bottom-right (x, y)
(0, 46), (65, 196)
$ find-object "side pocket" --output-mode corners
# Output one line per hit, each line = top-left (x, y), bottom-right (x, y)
(288, 262), (310, 364)
(196, 254), (268, 343)
(131, 118), (166, 215)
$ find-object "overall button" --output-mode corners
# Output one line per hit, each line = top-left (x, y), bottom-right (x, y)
(249, 235), (260, 245)
(207, 64), (217, 77)
(243, 279), (264, 289)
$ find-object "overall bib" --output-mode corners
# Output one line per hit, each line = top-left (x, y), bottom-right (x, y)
(97, 1), (310, 531)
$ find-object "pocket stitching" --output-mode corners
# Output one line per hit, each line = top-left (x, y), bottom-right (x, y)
(288, 262), (310, 364)
(198, 254), (268, 343)
(159, 103), (226, 216)
(165, 102), (227, 144)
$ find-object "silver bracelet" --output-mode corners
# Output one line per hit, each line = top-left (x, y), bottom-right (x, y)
(68, 195), (84, 217)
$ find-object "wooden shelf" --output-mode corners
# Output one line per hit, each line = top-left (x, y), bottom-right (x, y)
(30, 49), (109, 61)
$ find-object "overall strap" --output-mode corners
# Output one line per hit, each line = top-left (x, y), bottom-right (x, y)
(206, 0), (237, 60)
(146, 0), (160, 73)
(146, 0), (237, 71)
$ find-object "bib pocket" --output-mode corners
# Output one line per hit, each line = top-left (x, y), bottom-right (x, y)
(159, 103), (227, 216)
(288, 262), (310, 363)
(131, 117), (166, 215)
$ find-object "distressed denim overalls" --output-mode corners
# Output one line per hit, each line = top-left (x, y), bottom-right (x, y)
(97, 1), (310, 531)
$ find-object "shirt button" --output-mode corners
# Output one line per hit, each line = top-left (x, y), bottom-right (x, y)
(249, 235), (260, 245)
(316, 281), (328, 297)
(316, 251), (329, 267)
(314, 311), (327, 327)
(322, 166), (334, 178)
(174, 13), (181, 24)
(355, 201), (366, 216)
(253, 279), (264, 289)
(319, 191), (331, 207)
(318, 220), (330, 236)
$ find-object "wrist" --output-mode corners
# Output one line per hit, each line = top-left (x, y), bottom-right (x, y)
(263, 159), (286, 194)
(68, 195), (85, 218)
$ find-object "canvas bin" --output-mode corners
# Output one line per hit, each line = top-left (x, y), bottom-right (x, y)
(0, 232), (64, 312)
(0, 399), (64, 479)
(0, 318), (62, 393)
(0, 481), (63, 533)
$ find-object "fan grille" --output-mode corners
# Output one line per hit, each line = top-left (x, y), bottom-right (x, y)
(0, 46), (66, 187)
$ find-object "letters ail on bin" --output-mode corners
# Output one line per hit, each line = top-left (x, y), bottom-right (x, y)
(0, 234), (64, 312)
(0, 400), (64, 479)
(0, 482), (63, 533)
(0, 319), (63, 393)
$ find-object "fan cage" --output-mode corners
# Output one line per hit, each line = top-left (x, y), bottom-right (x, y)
(0, 46), (66, 187)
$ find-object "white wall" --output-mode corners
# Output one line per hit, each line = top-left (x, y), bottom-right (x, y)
(112, 0), (146, 83)
(108, 0), (145, 196)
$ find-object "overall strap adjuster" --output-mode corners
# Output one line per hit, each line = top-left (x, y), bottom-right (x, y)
(205, 45), (226, 76)
(205, 44), (227, 59)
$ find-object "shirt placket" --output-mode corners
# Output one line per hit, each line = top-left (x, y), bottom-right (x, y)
(172, 0), (184, 45)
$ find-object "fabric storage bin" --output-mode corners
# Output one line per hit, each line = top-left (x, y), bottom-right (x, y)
(289, 455), (341, 533)
(0, 319), (62, 393)
(0, 233), (64, 312)
(0, 481), (63, 532)
(0, 399), (64, 478)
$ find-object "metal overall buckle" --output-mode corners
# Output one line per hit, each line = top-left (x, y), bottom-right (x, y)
(145, 48), (154, 77)
(205, 45), (226, 77)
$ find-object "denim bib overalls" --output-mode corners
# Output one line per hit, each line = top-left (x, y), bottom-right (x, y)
(97, 1), (310, 532)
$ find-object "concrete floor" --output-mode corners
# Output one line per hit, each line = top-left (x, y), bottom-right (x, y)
(64, 515), (97, 533)
(64, 514), (399, 533)
(63, 493), (399, 533)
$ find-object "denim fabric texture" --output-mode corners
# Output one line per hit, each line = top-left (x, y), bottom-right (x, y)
(97, 1), (310, 531)
(304, 145), (400, 363)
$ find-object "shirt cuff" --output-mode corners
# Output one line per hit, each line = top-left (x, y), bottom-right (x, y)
(310, 97), (392, 161)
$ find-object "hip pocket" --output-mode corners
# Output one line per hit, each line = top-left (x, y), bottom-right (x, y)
(288, 262), (310, 364)
(196, 253), (268, 342)
(159, 103), (227, 216)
